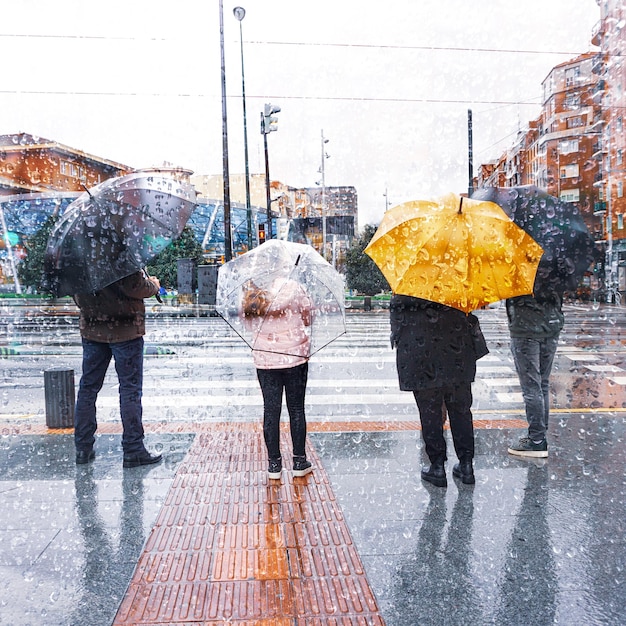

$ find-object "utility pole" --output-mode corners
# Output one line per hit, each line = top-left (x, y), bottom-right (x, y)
(467, 109), (474, 197)
(218, 0), (232, 261)
(261, 103), (280, 240)
(319, 130), (330, 259)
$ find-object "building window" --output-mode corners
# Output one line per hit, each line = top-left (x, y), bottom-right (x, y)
(618, 182), (624, 198)
(560, 164), (579, 178)
(618, 150), (623, 166)
(565, 66), (580, 86)
(559, 139), (579, 154)
(560, 189), (580, 202)
(566, 116), (584, 128)
(564, 94), (581, 109)
(618, 213), (624, 230)
(618, 116), (623, 133)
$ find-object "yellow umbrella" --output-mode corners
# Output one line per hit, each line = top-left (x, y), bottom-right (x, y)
(364, 193), (544, 313)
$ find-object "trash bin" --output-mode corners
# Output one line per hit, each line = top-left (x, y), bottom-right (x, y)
(44, 368), (75, 429)
(364, 296), (372, 311)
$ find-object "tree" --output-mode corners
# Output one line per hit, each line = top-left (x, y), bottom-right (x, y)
(345, 224), (389, 295)
(17, 214), (59, 294)
(146, 226), (204, 289)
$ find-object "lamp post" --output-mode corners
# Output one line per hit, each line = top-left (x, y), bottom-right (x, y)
(233, 6), (252, 250)
(218, 0), (232, 261)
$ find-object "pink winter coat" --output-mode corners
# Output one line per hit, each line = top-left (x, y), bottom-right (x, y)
(246, 278), (312, 369)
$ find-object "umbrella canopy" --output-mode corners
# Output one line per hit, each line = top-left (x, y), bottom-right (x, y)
(216, 239), (346, 357)
(471, 185), (597, 295)
(44, 170), (197, 296)
(364, 193), (544, 313)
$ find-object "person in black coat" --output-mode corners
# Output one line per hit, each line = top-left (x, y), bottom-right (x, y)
(390, 295), (488, 487)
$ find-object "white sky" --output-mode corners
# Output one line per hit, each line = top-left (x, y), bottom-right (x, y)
(1, 0), (599, 226)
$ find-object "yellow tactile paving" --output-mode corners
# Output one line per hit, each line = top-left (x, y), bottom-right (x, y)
(113, 428), (384, 624)
(2, 418), (532, 436)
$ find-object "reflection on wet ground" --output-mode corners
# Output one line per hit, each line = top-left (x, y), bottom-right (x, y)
(0, 305), (625, 623)
(0, 434), (193, 626)
(316, 422), (626, 625)
(1, 417), (625, 625)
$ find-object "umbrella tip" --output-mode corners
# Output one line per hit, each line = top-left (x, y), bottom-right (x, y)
(295, 254), (301, 267)
(458, 197), (463, 214)
(82, 184), (93, 198)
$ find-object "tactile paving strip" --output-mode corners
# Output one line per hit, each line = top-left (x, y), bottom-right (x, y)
(113, 427), (385, 625)
(6, 417), (531, 436)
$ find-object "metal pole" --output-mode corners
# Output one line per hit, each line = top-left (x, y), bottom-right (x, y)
(606, 116), (614, 301)
(0, 203), (22, 294)
(467, 109), (474, 197)
(263, 120), (273, 239)
(219, 0), (233, 261)
(321, 129), (327, 260)
(234, 7), (252, 250)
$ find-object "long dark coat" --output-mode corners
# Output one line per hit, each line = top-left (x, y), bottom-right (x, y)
(390, 295), (482, 391)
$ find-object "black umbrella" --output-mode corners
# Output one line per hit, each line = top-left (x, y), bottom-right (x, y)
(471, 185), (598, 295)
(44, 170), (196, 297)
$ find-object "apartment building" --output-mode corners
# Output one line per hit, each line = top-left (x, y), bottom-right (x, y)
(592, 0), (626, 292)
(476, 31), (626, 294)
(0, 133), (130, 196)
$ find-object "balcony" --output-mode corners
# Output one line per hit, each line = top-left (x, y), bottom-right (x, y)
(594, 201), (607, 215)
(591, 19), (605, 47)
(592, 80), (606, 103)
(592, 54), (606, 75)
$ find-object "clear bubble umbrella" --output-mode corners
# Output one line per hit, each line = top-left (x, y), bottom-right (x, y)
(216, 239), (346, 358)
(43, 169), (196, 296)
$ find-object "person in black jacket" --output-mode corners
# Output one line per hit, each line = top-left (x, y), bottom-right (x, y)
(505, 291), (564, 458)
(390, 295), (488, 487)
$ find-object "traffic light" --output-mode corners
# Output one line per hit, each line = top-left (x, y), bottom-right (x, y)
(261, 103), (281, 134)
(258, 223), (266, 244)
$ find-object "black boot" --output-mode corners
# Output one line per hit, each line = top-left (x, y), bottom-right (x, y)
(452, 459), (475, 485)
(421, 459), (447, 488)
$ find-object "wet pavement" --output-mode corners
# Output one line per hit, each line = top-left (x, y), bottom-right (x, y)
(0, 306), (625, 625)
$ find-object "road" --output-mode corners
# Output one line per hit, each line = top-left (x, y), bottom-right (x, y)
(1, 302), (625, 426)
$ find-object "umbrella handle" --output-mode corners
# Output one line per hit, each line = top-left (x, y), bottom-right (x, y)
(155, 293), (163, 303)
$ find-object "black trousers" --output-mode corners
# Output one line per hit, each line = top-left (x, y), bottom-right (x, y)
(256, 362), (308, 460)
(413, 383), (474, 464)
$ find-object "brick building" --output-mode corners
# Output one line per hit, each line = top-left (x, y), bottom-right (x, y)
(0, 133), (130, 196)
(591, 0), (626, 293)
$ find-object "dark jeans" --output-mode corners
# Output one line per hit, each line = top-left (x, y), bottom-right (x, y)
(413, 384), (474, 464)
(256, 363), (308, 460)
(511, 336), (559, 442)
(74, 337), (146, 455)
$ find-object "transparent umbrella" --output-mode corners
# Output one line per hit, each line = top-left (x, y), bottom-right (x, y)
(216, 239), (346, 358)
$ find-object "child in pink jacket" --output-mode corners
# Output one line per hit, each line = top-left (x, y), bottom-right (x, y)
(243, 277), (313, 479)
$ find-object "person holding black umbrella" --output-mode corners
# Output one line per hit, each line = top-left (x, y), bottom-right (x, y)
(73, 270), (163, 467)
(506, 288), (564, 458)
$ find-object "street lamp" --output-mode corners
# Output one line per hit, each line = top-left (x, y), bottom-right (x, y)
(218, 0), (232, 261)
(233, 6), (252, 250)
